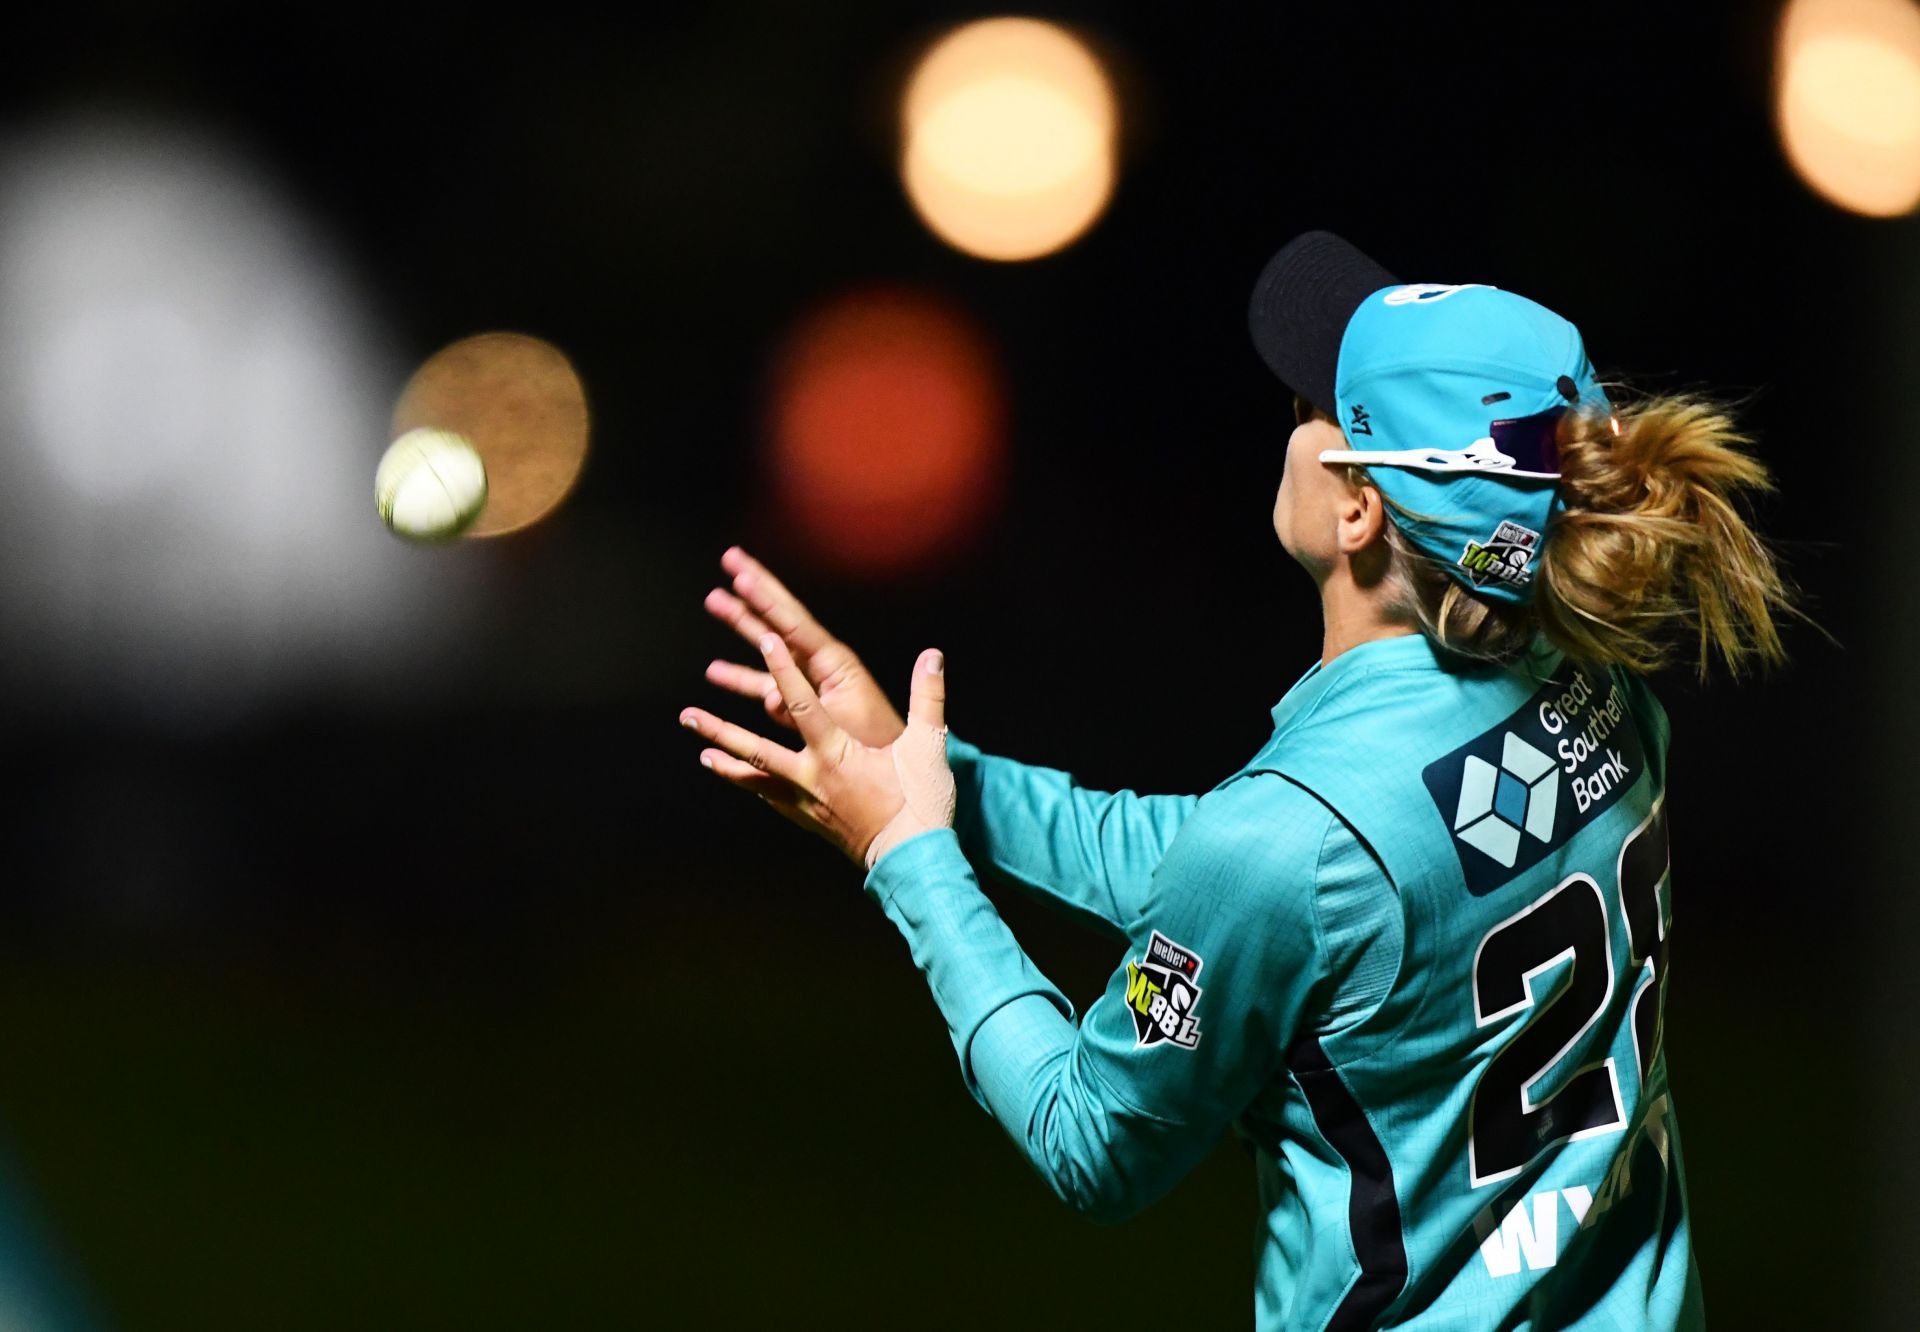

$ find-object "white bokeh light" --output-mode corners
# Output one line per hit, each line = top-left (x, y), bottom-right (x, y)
(0, 115), (484, 721)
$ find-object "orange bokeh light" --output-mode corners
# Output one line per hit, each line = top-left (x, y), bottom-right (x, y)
(767, 289), (1005, 576)
(900, 18), (1119, 261)
(1776, 0), (1920, 216)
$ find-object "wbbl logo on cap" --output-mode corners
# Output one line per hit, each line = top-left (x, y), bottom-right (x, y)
(1459, 520), (1541, 587)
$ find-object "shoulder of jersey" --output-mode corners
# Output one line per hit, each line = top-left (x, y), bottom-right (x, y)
(1184, 771), (1336, 871)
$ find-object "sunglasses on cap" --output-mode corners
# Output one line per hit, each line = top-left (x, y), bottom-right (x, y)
(1315, 403), (1569, 480)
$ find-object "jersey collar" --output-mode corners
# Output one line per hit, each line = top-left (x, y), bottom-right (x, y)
(1268, 632), (1443, 732)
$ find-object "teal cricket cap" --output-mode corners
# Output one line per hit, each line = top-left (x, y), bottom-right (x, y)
(1247, 230), (1614, 605)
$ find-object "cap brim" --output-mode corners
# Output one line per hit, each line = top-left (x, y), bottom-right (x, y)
(1248, 230), (1401, 415)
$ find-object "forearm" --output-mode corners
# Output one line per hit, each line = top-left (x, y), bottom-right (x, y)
(863, 828), (1073, 1085)
(865, 829), (1205, 1224)
(947, 733), (1199, 936)
(966, 996), (1205, 1222)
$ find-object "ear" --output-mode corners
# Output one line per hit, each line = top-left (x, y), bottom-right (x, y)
(1333, 475), (1389, 557)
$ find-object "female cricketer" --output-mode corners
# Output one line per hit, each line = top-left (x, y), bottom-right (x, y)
(680, 230), (1792, 1329)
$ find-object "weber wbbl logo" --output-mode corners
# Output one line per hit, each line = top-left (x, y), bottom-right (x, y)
(1125, 932), (1203, 1050)
(1458, 520), (1541, 588)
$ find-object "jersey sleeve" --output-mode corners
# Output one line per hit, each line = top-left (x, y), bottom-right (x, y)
(864, 771), (1331, 1223)
(945, 731), (1201, 938)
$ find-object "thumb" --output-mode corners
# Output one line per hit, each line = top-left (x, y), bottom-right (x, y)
(907, 648), (946, 730)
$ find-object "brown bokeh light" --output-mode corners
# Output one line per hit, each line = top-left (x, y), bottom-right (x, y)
(390, 332), (590, 537)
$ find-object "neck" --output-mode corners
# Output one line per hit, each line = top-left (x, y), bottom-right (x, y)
(1318, 566), (1418, 666)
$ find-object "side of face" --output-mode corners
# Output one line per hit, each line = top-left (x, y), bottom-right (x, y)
(1274, 395), (1352, 574)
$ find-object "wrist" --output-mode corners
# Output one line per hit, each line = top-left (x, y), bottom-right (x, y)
(864, 798), (945, 871)
(865, 722), (957, 870)
(862, 825), (965, 902)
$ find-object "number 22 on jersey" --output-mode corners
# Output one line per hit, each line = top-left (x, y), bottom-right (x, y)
(1468, 800), (1670, 1188)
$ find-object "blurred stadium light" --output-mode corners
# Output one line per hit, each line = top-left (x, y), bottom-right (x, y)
(900, 17), (1118, 261)
(0, 115), (484, 722)
(1776, 0), (1920, 216)
(765, 287), (1005, 576)
(390, 332), (590, 539)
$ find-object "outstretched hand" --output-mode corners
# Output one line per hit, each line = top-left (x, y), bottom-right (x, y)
(682, 636), (953, 869)
(702, 546), (905, 749)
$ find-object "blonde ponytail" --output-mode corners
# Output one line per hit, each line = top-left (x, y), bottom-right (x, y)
(1373, 386), (1797, 679)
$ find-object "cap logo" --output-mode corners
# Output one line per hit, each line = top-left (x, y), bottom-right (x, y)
(1382, 283), (1492, 306)
(1458, 520), (1542, 587)
(1348, 403), (1373, 436)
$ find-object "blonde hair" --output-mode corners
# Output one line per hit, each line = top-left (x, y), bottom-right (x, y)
(1357, 386), (1797, 679)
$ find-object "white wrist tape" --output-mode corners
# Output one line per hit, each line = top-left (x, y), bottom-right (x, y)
(864, 721), (956, 870)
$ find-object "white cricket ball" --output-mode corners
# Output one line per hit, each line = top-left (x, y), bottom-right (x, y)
(375, 427), (489, 543)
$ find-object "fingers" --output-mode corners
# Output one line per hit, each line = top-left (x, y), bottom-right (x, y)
(679, 706), (806, 784)
(907, 648), (946, 730)
(705, 657), (777, 702)
(723, 546), (835, 657)
(698, 746), (798, 799)
(711, 550), (879, 723)
(704, 657), (790, 726)
(757, 633), (844, 753)
(700, 751), (823, 841)
(697, 748), (822, 839)
(704, 586), (776, 649)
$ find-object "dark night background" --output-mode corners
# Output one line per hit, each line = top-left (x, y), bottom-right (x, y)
(0, 2), (1899, 1327)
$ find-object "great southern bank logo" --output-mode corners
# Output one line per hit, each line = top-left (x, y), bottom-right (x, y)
(1453, 733), (1558, 868)
(1421, 663), (1649, 895)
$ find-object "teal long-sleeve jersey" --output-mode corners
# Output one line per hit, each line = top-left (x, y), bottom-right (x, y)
(863, 632), (1702, 1330)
